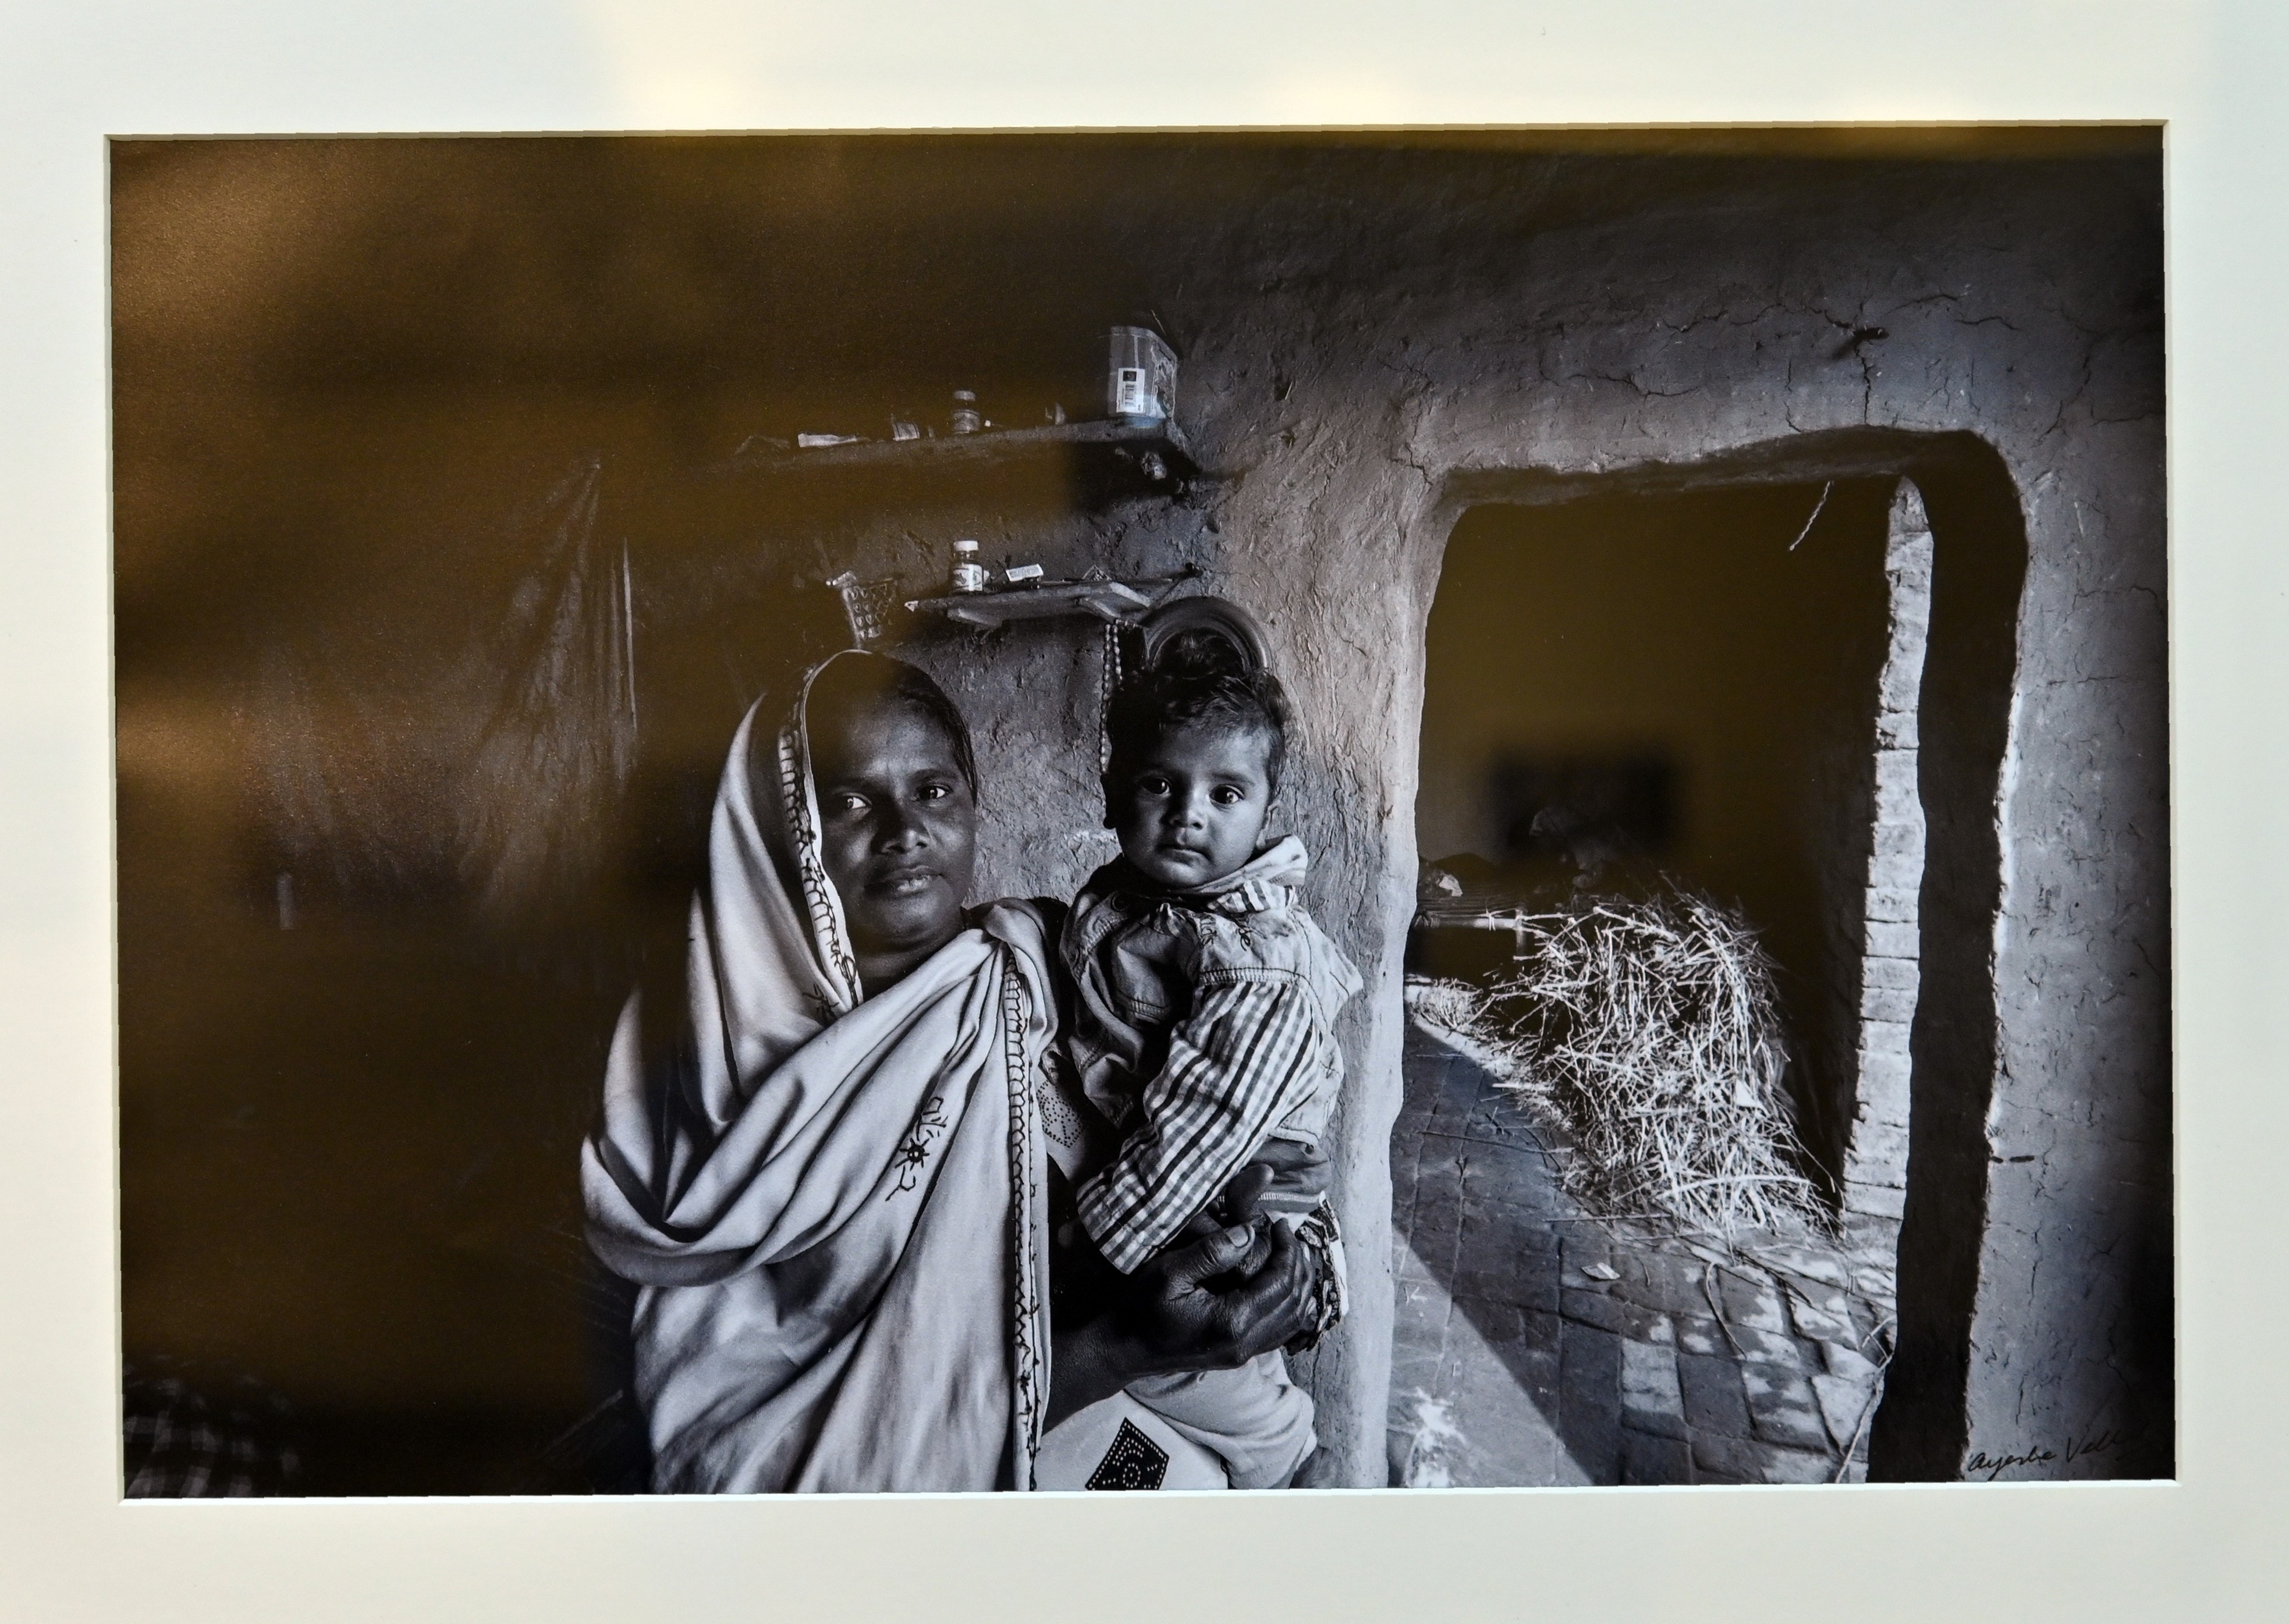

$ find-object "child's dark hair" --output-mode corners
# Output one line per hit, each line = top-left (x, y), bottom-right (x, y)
(1103, 630), (1291, 796)
(805, 650), (979, 796)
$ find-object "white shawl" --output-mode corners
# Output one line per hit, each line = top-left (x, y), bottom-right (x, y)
(581, 655), (1055, 1492)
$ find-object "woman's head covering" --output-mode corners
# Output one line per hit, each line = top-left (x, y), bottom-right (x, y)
(674, 646), (984, 1117)
(581, 652), (1055, 1492)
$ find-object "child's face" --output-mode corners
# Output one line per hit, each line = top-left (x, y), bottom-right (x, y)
(1108, 720), (1276, 890)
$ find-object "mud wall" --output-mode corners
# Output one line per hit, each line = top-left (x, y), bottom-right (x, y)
(1066, 144), (2168, 1483)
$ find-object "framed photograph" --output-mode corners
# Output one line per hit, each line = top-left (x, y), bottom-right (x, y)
(6, 1), (2284, 1619)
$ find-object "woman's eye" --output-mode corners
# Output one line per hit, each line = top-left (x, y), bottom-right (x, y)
(831, 793), (867, 813)
(918, 784), (948, 801)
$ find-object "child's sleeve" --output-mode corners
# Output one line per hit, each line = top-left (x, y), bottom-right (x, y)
(1073, 967), (1324, 1274)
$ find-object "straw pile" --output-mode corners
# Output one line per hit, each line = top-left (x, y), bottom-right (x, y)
(1414, 887), (1829, 1239)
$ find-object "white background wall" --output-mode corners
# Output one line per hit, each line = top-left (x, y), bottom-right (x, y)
(5, 2), (2286, 1621)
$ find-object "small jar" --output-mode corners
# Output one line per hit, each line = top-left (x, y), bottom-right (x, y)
(950, 390), (983, 435)
(950, 539), (987, 594)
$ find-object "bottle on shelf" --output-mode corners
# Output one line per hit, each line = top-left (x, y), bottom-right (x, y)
(950, 539), (987, 594)
(1108, 326), (1177, 427)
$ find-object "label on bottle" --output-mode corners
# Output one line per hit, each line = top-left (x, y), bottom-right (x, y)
(1113, 367), (1150, 416)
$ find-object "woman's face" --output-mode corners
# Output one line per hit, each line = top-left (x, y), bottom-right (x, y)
(808, 695), (978, 982)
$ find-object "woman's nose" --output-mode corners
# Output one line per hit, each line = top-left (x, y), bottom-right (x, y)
(877, 801), (929, 850)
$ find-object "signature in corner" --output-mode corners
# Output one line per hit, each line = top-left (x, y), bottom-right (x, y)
(1965, 1428), (2123, 1481)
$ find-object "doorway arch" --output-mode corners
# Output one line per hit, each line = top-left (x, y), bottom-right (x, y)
(1411, 428), (2028, 1480)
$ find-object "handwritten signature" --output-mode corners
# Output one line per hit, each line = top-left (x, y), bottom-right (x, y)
(1964, 1428), (2122, 1480)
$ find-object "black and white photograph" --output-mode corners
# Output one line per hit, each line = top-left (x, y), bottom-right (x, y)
(110, 126), (2170, 1498)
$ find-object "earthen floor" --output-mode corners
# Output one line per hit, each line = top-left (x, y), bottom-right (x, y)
(1386, 1014), (1893, 1487)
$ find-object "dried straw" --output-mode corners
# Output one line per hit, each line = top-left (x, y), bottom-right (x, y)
(1414, 886), (1830, 1240)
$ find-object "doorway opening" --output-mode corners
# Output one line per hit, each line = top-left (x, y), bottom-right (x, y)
(1390, 461), (1991, 1486)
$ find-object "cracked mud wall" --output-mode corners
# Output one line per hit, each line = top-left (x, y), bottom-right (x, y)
(1045, 145), (2167, 1483)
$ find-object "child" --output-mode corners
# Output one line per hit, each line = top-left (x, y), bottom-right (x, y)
(1043, 638), (1362, 1488)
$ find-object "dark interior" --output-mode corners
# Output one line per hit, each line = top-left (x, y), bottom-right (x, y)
(1411, 483), (1896, 1186)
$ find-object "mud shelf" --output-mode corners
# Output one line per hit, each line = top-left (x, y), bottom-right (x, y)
(731, 419), (1199, 489)
(904, 568), (1198, 629)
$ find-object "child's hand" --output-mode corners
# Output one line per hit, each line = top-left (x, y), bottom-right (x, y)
(1216, 1160), (1278, 1224)
(1173, 1142), (1334, 1241)
(1200, 1142), (1330, 1228)
(1173, 1161), (1278, 1242)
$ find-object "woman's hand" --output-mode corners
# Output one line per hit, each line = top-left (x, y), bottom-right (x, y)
(1117, 1216), (1311, 1372)
(1044, 1215), (1321, 1430)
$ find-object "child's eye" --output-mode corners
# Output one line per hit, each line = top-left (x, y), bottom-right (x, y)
(1211, 786), (1245, 806)
(1139, 775), (1171, 796)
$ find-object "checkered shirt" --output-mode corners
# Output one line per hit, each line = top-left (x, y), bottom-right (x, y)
(1064, 838), (1362, 1274)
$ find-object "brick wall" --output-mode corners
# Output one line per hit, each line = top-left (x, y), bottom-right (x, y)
(1839, 481), (1936, 1310)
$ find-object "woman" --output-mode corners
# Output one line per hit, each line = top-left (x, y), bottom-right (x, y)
(581, 649), (1316, 1492)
